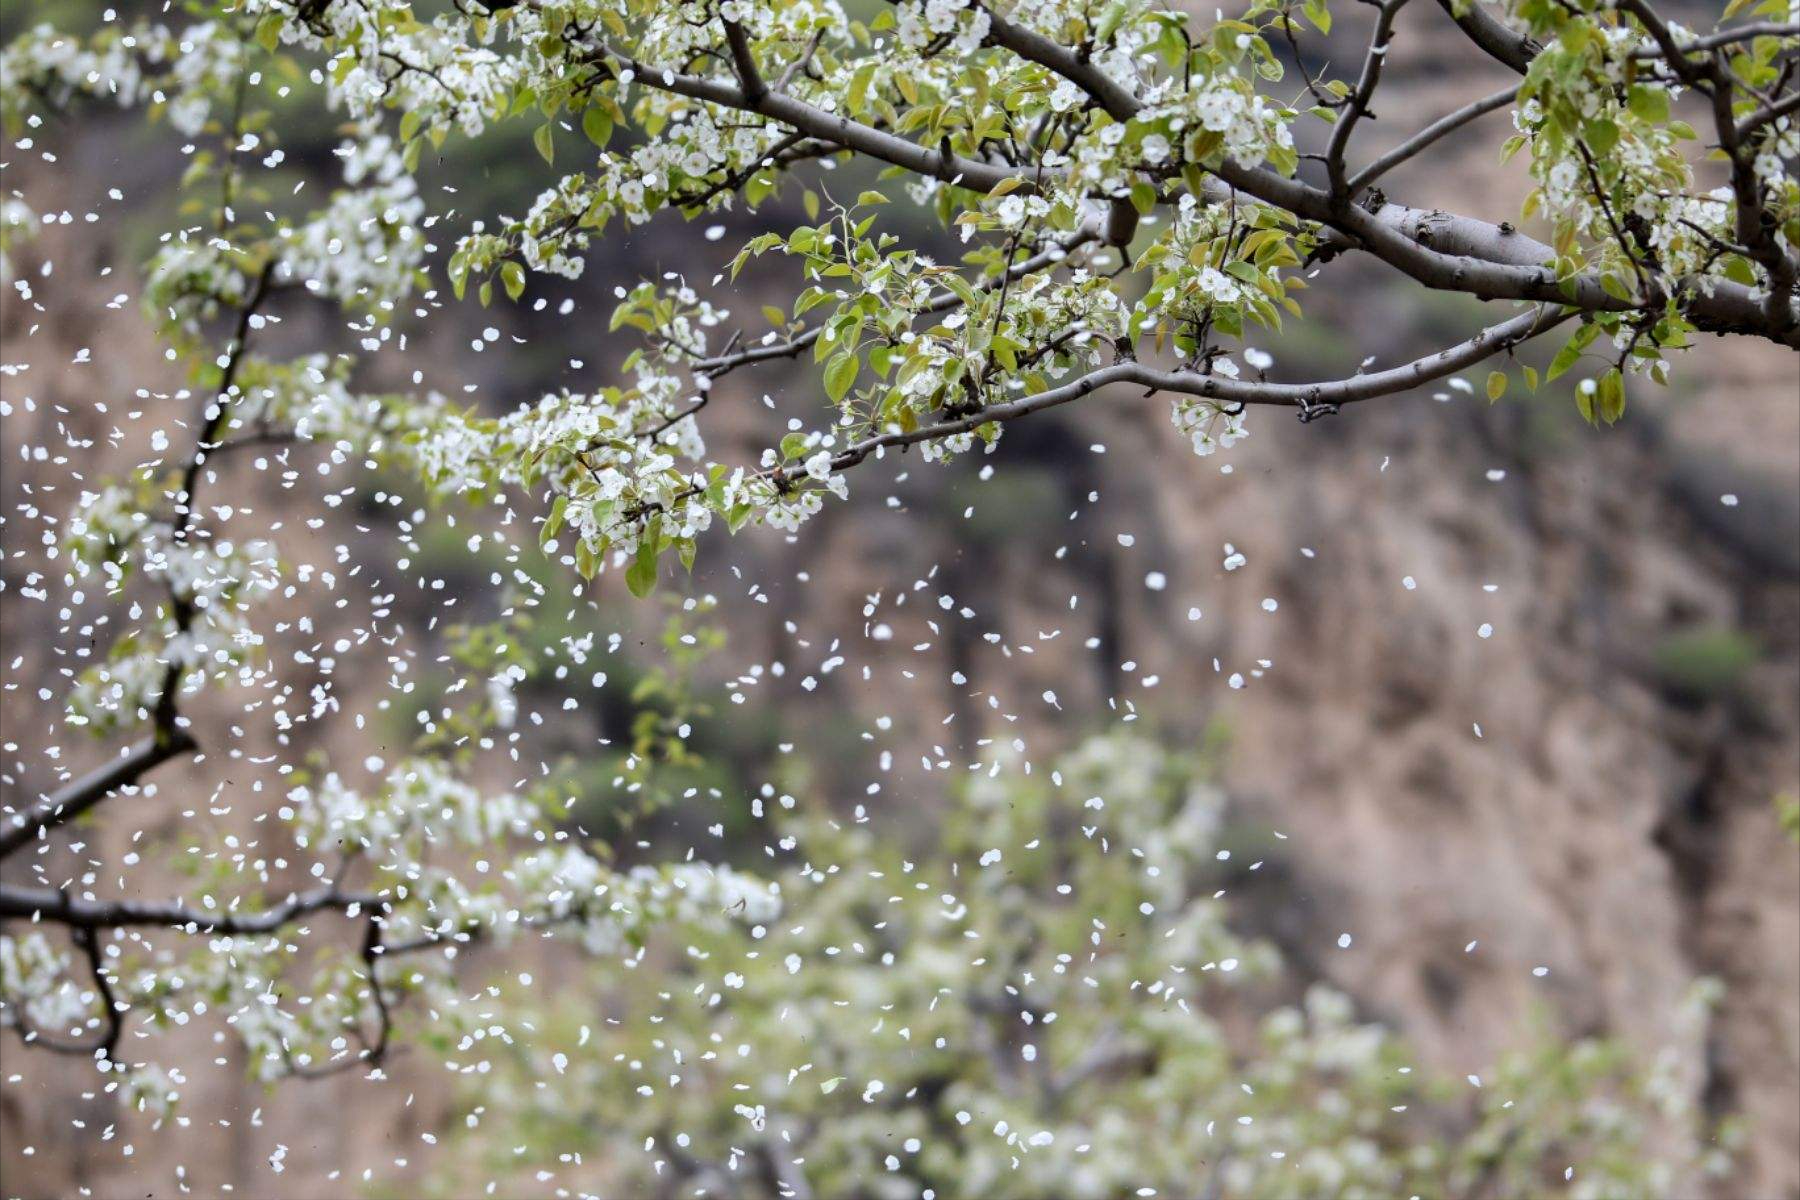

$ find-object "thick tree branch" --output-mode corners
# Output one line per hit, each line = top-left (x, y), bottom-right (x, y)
(1227, 167), (1800, 347)
(720, 18), (769, 106)
(965, 0), (1149, 244)
(1432, 0), (1540, 75)
(974, 3), (1140, 122)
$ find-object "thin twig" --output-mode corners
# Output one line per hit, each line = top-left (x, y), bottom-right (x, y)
(1348, 84), (1519, 194)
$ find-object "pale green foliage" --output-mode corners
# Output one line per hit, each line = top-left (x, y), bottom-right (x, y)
(1778, 792), (1800, 843)
(420, 733), (1736, 1200)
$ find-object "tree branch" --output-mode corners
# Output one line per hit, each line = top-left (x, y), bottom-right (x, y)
(153, 259), (278, 740)
(0, 733), (197, 860)
(1737, 87), (1800, 140)
(74, 925), (124, 1062)
(600, 16), (1796, 347)
(6, 265), (281, 865)
(592, 41), (1023, 193)
(1348, 84), (1518, 194)
(1432, 0), (1540, 75)
(829, 305), (1572, 472)
(1226, 166), (1800, 347)
(949, 0), (1788, 343)
(1327, 0), (1410, 198)
(1613, 0), (1798, 332)
(973, 2), (1140, 122)
(0, 882), (379, 934)
(0, 925), (125, 1060)
(720, 18), (768, 106)
(1630, 22), (1800, 61)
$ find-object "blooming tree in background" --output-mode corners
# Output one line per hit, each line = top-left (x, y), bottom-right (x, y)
(0, 0), (1790, 1190)
(424, 733), (1736, 1200)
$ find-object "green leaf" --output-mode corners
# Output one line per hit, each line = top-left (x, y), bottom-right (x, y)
(1223, 260), (1263, 285)
(1095, 0), (1130, 42)
(991, 335), (1019, 372)
(627, 539), (658, 597)
(1575, 381), (1596, 426)
(824, 352), (859, 403)
(1596, 368), (1626, 425)
(1585, 118), (1619, 156)
(582, 105), (613, 148)
(1129, 180), (1157, 216)
(534, 123), (555, 166)
(1547, 323), (1597, 381)
(1548, 341), (1583, 383)
(543, 494), (568, 542)
(500, 261), (526, 302)
(1486, 370), (1507, 402)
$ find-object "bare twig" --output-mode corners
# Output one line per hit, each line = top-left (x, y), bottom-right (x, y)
(1326, 0), (1411, 198)
(1348, 84), (1519, 194)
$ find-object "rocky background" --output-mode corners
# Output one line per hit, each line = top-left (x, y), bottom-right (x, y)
(2, 1), (1796, 1197)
